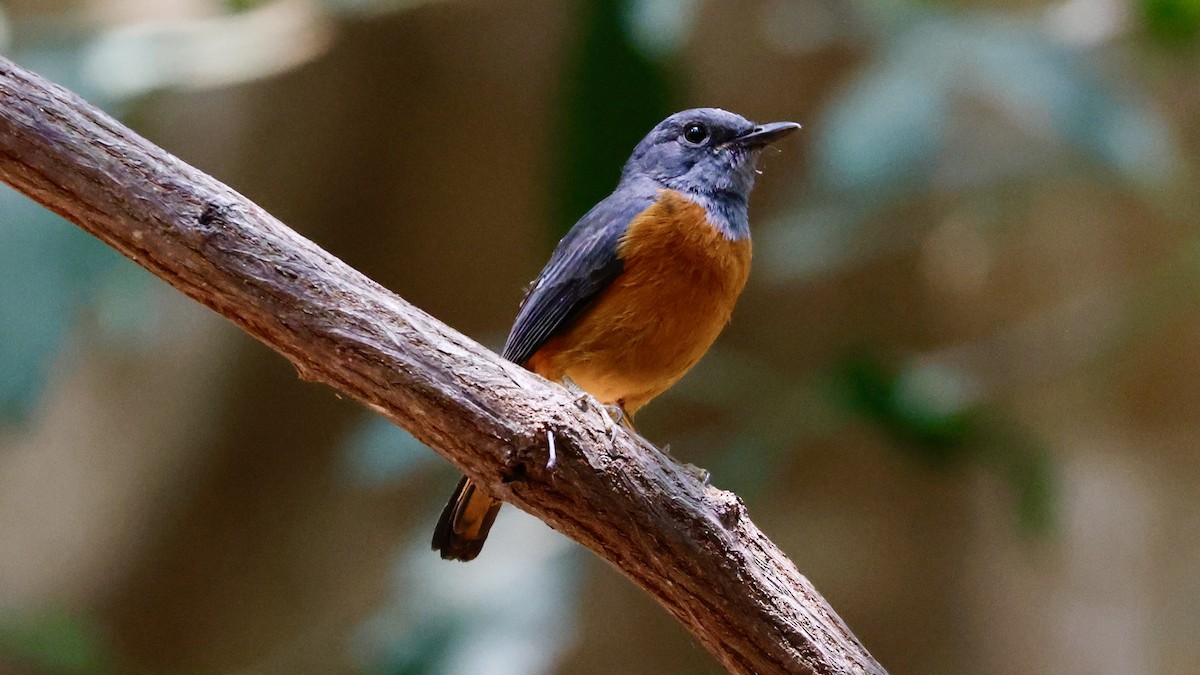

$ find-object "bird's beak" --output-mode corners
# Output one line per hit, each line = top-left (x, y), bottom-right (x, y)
(733, 121), (801, 147)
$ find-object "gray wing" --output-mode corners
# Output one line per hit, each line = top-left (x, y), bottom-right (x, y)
(501, 187), (658, 365)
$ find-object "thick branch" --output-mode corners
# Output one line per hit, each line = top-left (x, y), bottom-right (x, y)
(0, 57), (885, 675)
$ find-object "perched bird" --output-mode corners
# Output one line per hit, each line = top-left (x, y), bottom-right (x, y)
(432, 108), (799, 561)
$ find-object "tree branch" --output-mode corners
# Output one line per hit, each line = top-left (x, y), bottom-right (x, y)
(0, 57), (886, 675)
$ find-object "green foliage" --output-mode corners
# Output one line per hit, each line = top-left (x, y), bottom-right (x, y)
(342, 415), (440, 485)
(834, 353), (1056, 533)
(225, 0), (271, 12)
(837, 354), (978, 466)
(550, 0), (676, 238)
(763, 9), (1181, 287)
(983, 432), (1057, 535)
(0, 35), (161, 424)
(353, 519), (583, 675)
(1143, 0), (1200, 46)
(0, 610), (113, 674)
(0, 187), (153, 423)
(812, 11), (1178, 207)
(364, 620), (456, 675)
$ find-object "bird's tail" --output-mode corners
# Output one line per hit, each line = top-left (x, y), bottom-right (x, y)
(431, 475), (502, 561)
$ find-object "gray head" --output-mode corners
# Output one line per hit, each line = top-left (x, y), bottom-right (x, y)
(621, 108), (800, 203)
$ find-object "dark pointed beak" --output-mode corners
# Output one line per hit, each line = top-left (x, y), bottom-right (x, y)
(734, 121), (801, 147)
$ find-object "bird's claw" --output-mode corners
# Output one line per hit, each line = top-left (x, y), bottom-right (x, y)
(602, 404), (625, 426)
(563, 377), (624, 442)
(572, 391), (590, 412)
(602, 404), (629, 441)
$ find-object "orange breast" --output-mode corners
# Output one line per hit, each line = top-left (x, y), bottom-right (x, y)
(526, 189), (751, 415)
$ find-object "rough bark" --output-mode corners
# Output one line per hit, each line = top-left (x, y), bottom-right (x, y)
(0, 57), (886, 675)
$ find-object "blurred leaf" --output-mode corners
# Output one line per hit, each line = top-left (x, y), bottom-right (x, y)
(551, 0), (677, 238)
(88, 264), (164, 349)
(362, 620), (455, 675)
(969, 423), (1059, 536)
(1142, 0), (1200, 46)
(813, 57), (947, 197)
(963, 19), (1181, 186)
(226, 0), (272, 11)
(6, 28), (109, 109)
(623, 0), (702, 59)
(0, 45), (155, 424)
(7, 0), (448, 101)
(834, 353), (978, 466)
(342, 415), (440, 485)
(832, 351), (1057, 533)
(0, 186), (155, 424)
(81, 2), (334, 100)
(353, 513), (581, 675)
(0, 195), (72, 420)
(321, 0), (448, 16)
(0, 609), (112, 674)
(996, 438), (1057, 535)
(758, 200), (921, 282)
(813, 13), (1179, 201)
(776, 10), (1182, 283)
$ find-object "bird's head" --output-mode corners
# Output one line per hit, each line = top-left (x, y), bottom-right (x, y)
(622, 108), (800, 202)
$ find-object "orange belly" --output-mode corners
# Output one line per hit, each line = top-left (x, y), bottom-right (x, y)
(525, 189), (751, 415)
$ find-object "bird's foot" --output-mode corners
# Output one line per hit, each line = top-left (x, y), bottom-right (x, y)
(562, 377), (622, 442)
(563, 376), (592, 410)
(559, 379), (707, 482)
(571, 391), (590, 413)
(601, 403), (623, 425)
(599, 407), (616, 441)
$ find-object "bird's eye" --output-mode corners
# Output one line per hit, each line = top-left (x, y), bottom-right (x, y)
(683, 122), (709, 145)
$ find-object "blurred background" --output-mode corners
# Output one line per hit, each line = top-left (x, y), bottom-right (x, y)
(1, 0), (1198, 673)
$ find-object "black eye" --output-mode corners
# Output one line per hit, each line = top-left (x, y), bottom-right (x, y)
(683, 122), (709, 145)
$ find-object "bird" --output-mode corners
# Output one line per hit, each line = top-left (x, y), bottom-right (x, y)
(432, 108), (800, 561)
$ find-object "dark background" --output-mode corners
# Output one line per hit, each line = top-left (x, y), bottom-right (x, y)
(1, 0), (1199, 673)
